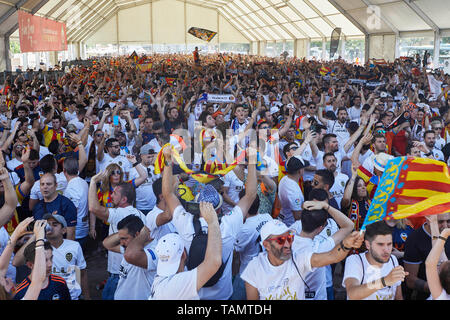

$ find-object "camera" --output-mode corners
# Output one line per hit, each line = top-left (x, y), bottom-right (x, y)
(26, 221), (53, 233)
(185, 201), (200, 216)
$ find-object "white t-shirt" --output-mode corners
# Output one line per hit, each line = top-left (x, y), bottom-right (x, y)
(278, 175), (304, 227)
(241, 247), (314, 300)
(290, 218), (339, 292)
(149, 268), (199, 300)
(30, 172), (67, 200)
(51, 239), (87, 300)
(342, 252), (401, 300)
(171, 204), (244, 300)
(64, 110), (77, 122)
(6, 158), (22, 172)
(107, 206), (146, 274)
(114, 241), (158, 300)
(315, 149), (349, 174)
(435, 289), (450, 300)
(98, 154), (132, 177)
(222, 170), (245, 215)
(234, 214), (273, 275)
(63, 177), (89, 240)
(329, 172), (349, 210)
(362, 153), (376, 175)
(145, 206), (177, 243)
(421, 148), (445, 162)
(326, 120), (350, 148)
(129, 165), (159, 211)
(348, 105), (362, 121)
(301, 144), (316, 182)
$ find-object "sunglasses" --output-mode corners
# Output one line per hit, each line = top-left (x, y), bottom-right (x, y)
(111, 170), (122, 176)
(289, 146), (299, 151)
(96, 133), (104, 137)
(267, 233), (294, 246)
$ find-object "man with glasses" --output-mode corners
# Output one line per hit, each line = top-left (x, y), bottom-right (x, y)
(97, 138), (132, 180)
(241, 218), (363, 300)
(430, 120), (445, 151)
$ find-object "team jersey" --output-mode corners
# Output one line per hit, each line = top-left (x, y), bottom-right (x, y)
(42, 125), (65, 147)
(13, 274), (71, 300)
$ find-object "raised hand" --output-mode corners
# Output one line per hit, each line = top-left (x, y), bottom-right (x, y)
(199, 201), (218, 225)
(384, 266), (408, 286)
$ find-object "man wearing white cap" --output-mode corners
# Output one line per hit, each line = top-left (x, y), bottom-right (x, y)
(241, 219), (364, 300)
(149, 202), (222, 300)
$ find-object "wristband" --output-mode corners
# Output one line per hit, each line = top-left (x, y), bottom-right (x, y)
(432, 236), (448, 242)
(132, 161), (141, 167)
(381, 276), (387, 288)
(35, 239), (45, 245)
(339, 241), (351, 251)
(35, 245), (44, 249)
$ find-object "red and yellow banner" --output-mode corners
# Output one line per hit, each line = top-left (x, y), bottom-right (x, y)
(18, 10), (67, 52)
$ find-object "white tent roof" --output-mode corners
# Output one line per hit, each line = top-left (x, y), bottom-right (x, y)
(1, 0), (449, 42)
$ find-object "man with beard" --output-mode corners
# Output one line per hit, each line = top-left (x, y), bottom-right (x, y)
(343, 221), (408, 300)
(311, 133), (351, 174)
(422, 130), (444, 161)
(241, 218), (364, 300)
(361, 133), (388, 175)
(97, 137), (132, 180)
(318, 107), (351, 148)
(322, 153), (348, 210)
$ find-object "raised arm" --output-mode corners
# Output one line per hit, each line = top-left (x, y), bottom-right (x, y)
(126, 155), (148, 187)
(196, 202), (222, 291)
(23, 220), (48, 300)
(161, 146), (182, 216)
(124, 225), (153, 269)
(425, 227), (450, 300)
(88, 172), (109, 221)
(0, 167), (19, 226)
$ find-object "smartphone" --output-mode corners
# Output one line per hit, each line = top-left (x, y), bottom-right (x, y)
(113, 115), (119, 126)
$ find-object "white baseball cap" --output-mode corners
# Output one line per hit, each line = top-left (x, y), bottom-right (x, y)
(260, 220), (291, 245)
(270, 106), (280, 115)
(155, 233), (185, 277)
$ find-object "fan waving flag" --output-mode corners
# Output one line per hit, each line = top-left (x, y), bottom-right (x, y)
(319, 66), (331, 76)
(360, 157), (450, 231)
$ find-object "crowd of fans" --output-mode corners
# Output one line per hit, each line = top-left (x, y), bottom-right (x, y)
(0, 50), (449, 300)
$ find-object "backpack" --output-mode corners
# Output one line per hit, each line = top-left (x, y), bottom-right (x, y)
(186, 214), (229, 288)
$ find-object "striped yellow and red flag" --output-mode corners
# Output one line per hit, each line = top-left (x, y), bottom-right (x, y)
(319, 66), (331, 76)
(360, 157), (450, 231)
(154, 143), (246, 184)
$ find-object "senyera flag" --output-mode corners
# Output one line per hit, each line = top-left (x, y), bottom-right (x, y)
(18, 10), (67, 52)
(360, 156), (450, 231)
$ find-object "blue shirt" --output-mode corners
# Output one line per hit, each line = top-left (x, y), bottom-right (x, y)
(32, 194), (77, 227)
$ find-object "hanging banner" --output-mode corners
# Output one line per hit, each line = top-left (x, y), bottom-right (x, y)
(18, 10), (67, 53)
(188, 27), (217, 42)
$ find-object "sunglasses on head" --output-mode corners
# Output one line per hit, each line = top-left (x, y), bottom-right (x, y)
(290, 146), (299, 151)
(267, 233), (294, 245)
(111, 170), (122, 175)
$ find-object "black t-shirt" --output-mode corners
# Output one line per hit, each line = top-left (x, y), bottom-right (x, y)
(13, 274), (71, 300)
(403, 224), (450, 299)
